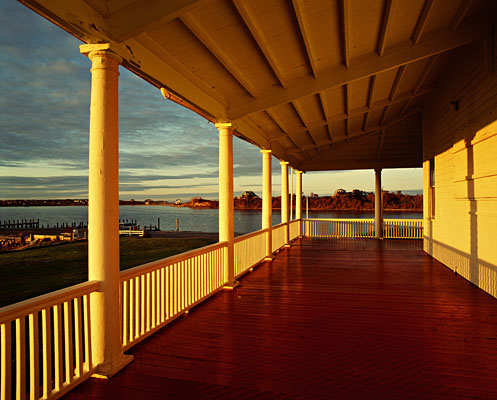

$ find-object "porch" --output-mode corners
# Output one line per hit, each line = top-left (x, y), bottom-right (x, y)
(64, 238), (497, 399)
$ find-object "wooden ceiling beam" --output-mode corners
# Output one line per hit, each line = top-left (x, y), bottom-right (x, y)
(318, 93), (334, 145)
(363, 75), (376, 130)
(401, 54), (438, 114)
(341, 0), (351, 68)
(107, 0), (203, 42)
(292, 102), (322, 154)
(228, 17), (488, 120)
(232, 0), (287, 87)
(266, 110), (303, 153)
(292, 0), (318, 78)
(376, 128), (386, 161)
(288, 105), (422, 156)
(330, 84), (434, 122)
(412, 0), (434, 45)
(377, 0), (394, 56)
(180, 14), (256, 97)
(451, 0), (476, 32)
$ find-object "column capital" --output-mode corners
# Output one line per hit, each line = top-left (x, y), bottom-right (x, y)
(295, 170), (303, 174)
(260, 149), (272, 155)
(215, 122), (233, 129)
(280, 161), (289, 166)
(80, 43), (122, 63)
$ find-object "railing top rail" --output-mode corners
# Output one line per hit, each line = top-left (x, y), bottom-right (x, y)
(234, 228), (268, 243)
(303, 218), (422, 222)
(383, 219), (423, 223)
(272, 222), (286, 229)
(0, 280), (100, 324)
(289, 219), (300, 225)
(120, 240), (228, 281)
(303, 218), (375, 222)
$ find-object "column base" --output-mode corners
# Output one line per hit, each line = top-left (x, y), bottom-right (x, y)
(223, 280), (240, 290)
(284, 244), (291, 248)
(92, 354), (133, 379)
(264, 256), (274, 261)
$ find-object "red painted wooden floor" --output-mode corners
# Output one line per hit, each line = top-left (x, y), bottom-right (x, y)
(65, 238), (497, 399)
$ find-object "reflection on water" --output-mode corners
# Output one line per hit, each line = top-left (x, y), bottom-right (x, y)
(0, 206), (422, 234)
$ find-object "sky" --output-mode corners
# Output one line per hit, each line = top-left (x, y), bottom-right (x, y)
(0, 1), (422, 201)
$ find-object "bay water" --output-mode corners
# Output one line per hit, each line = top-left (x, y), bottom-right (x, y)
(0, 206), (422, 235)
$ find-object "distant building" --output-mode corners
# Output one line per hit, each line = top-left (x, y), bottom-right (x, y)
(335, 189), (346, 195)
(240, 191), (259, 199)
(175, 199), (182, 205)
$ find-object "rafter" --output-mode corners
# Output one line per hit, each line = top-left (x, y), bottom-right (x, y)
(363, 75), (376, 130)
(377, 0), (394, 56)
(329, 84), (434, 122)
(288, 105), (422, 156)
(412, 0), (434, 45)
(401, 54), (439, 115)
(319, 93), (334, 145)
(228, 18), (488, 120)
(137, 34), (227, 108)
(341, 0), (350, 68)
(232, 0), (287, 87)
(107, 0), (203, 42)
(266, 109), (304, 153)
(451, 0), (476, 31)
(292, 101), (322, 154)
(180, 14), (256, 97)
(292, 0), (318, 78)
(376, 128), (386, 161)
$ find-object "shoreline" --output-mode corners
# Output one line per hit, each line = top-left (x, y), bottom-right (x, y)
(0, 204), (422, 212)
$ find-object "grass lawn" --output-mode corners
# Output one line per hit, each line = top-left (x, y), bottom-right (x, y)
(0, 237), (216, 307)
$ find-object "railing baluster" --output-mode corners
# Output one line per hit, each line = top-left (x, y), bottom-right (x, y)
(128, 279), (134, 343)
(63, 301), (73, 385)
(29, 313), (39, 400)
(83, 295), (92, 372)
(53, 304), (63, 391)
(122, 281), (128, 347)
(16, 317), (26, 400)
(1, 322), (11, 400)
(42, 308), (52, 398)
(74, 298), (83, 377)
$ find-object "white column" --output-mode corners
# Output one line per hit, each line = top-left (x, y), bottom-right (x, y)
(296, 171), (303, 236)
(281, 161), (290, 246)
(80, 44), (132, 377)
(375, 168), (383, 239)
(261, 150), (273, 260)
(216, 123), (238, 289)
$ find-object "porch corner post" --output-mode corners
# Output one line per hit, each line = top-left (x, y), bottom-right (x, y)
(280, 161), (290, 246)
(80, 44), (132, 377)
(216, 122), (238, 289)
(296, 170), (303, 236)
(261, 150), (273, 260)
(375, 168), (383, 239)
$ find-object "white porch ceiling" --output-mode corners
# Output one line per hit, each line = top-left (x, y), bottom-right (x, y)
(19, 0), (494, 171)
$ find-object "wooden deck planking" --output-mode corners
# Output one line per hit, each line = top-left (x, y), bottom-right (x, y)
(65, 238), (497, 399)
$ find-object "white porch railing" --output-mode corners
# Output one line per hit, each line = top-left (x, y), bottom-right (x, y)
(383, 219), (423, 239)
(234, 228), (267, 278)
(289, 220), (300, 240)
(303, 218), (423, 239)
(272, 223), (286, 252)
(0, 281), (99, 400)
(303, 218), (375, 238)
(120, 241), (226, 350)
